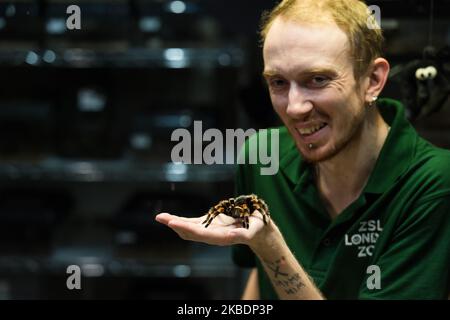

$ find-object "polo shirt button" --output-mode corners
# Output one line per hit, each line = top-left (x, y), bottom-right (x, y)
(323, 238), (331, 246)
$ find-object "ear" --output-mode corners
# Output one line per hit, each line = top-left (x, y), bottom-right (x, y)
(364, 58), (390, 103)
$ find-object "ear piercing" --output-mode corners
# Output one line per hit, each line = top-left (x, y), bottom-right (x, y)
(369, 96), (378, 107)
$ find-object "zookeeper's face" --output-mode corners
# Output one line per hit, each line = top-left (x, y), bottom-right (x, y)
(263, 17), (368, 163)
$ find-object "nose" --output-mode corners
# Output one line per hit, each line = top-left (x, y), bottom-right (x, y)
(286, 83), (313, 119)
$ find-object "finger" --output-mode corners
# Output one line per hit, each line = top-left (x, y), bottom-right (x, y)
(168, 219), (237, 246)
(168, 219), (208, 238)
(155, 212), (173, 225)
(170, 227), (192, 241)
(155, 213), (204, 225)
(156, 215), (193, 240)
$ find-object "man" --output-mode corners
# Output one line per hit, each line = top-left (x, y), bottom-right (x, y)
(156, 0), (450, 299)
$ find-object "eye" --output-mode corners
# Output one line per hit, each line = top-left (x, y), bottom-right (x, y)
(308, 75), (330, 88)
(267, 78), (288, 91)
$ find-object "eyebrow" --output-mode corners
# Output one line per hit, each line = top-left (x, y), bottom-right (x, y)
(262, 67), (337, 79)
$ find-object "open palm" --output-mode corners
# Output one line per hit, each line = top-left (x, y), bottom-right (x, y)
(155, 211), (267, 246)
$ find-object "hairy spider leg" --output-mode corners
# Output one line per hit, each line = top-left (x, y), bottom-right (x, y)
(236, 205), (249, 229)
(242, 203), (251, 229)
(244, 211), (250, 229)
(202, 201), (227, 228)
(250, 197), (270, 224)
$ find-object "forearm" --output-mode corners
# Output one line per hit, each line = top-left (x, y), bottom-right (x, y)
(241, 268), (260, 300)
(249, 222), (324, 300)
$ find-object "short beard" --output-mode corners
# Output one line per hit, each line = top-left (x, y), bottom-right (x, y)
(297, 112), (367, 164)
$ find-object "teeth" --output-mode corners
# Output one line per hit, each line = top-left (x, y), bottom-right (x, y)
(298, 123), (326, 135)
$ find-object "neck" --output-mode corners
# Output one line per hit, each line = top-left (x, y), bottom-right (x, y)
(316, 107), (390, 215)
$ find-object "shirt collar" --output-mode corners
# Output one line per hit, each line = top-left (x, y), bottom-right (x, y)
(364, 98), (417, 193)
(279, 98), (417, 194)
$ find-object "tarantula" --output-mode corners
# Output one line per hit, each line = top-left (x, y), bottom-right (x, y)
(202, 194), (270, 229)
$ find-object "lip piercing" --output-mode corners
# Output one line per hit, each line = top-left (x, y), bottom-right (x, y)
(308, 143), (314, 149)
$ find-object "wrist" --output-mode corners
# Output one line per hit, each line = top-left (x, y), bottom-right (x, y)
(248, 220), (284, 257)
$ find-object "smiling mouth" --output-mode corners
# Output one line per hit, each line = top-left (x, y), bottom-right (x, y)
(297, 123), (328, 136)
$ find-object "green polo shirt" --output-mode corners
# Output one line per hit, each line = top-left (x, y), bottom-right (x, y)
(232, 98), (450, 300)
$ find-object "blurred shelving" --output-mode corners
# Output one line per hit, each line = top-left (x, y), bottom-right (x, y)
(0, 47), (245, 69)
(0, 159), (235, 183)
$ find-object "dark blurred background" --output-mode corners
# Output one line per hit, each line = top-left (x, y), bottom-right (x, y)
(0, 0), (448, 299)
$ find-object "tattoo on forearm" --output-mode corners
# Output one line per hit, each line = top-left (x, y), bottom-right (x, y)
(263, 256), (306, 295)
